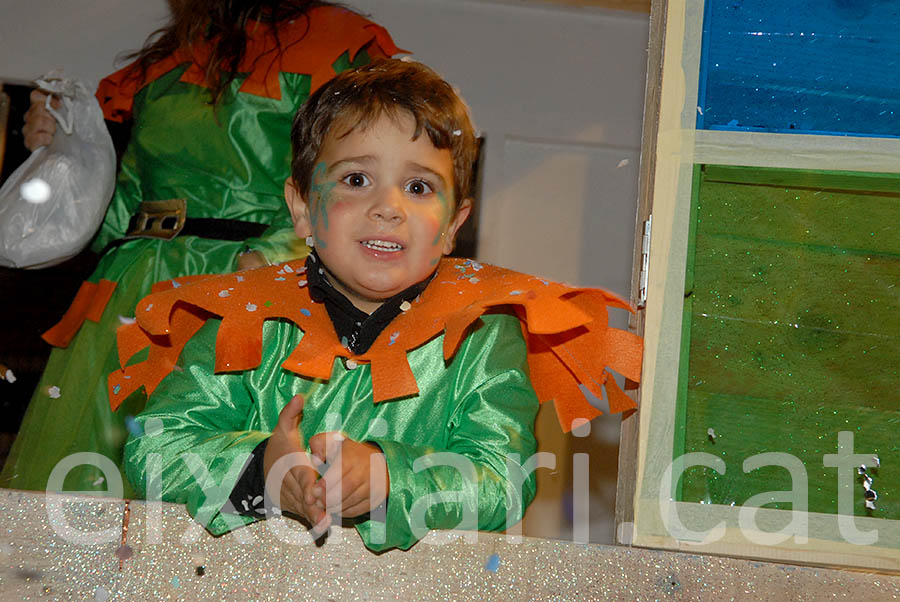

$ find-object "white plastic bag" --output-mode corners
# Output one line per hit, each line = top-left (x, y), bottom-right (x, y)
(0, 71), (116, 268)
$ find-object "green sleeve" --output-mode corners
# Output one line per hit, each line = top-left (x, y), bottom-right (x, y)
(123, 318), (269, 535)
(361, 314), (540, 551)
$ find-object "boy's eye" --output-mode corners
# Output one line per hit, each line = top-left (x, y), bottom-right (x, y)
(342, 173), (370, 187)
(405, 179), (433, 196)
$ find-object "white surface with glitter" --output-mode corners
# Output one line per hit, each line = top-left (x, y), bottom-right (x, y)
(0, 490), (899, 600)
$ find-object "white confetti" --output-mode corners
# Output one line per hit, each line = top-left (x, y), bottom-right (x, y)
(346, 359), (358, 370)
(283, 264), (294, 273)
(245, 302), (257, 312)
(20, 178), (51, 203)
(305, 236), (315, 247)
(94, 586), (110, 602)
(218, 290), (231, 297)
(452, 129), (462, 136)
(118, 315), (136, 325)
(92, 476), (105, 486)
(707, 427), (717, 441)
(617, 159), (630, 168)
(48, 386), (61, 399)
(3, 368), (14, 383)
(697, 105), (704, 115)
(399, 301), (411, 312)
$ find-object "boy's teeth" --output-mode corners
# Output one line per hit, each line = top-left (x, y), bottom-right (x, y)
(362, 240), (402, 251)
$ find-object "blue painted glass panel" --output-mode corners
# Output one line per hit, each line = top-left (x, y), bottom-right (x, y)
(697, 0), (900, 137)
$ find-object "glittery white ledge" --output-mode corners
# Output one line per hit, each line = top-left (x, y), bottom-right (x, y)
(1, 489), (898, 601)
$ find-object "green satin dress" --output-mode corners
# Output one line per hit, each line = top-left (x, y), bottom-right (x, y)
(124, 312), (540, 551)
(0, 42), (378, 496)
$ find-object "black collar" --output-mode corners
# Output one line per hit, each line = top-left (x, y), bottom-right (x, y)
(305, 250), (434, 355)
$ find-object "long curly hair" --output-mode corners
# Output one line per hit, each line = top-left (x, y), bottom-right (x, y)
(124, 0), (349, 104)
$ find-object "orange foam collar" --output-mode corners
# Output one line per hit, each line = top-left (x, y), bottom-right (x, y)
(108, 258), (642, 432)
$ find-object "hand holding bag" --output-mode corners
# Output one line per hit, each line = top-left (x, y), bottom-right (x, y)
(0, 71), (116, 268)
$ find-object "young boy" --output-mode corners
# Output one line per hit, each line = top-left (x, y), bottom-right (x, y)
(113, 59), (642, 552)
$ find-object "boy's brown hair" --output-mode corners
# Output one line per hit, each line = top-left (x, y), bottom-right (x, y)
(290, 58), (477, 207)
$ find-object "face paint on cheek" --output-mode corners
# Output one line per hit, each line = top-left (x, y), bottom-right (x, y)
(432, 191), (453, 246)
(309, 162), (338, 248)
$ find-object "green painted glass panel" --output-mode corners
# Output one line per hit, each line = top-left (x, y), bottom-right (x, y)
(675, 165), (900, 519)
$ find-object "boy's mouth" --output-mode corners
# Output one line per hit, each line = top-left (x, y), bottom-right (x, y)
(361, 239), (403, 252)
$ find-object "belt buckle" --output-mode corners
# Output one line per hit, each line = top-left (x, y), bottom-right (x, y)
(124, 199), (187, 241)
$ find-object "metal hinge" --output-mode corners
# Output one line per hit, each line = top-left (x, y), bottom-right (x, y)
(637, 214), (652, 308)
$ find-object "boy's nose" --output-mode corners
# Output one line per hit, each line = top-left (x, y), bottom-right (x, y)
(368, 188), (406, 224)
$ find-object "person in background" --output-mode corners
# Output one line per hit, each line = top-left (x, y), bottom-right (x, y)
(1, 0), (402, 497)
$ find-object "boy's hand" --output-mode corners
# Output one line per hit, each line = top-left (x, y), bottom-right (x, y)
(308, 432), (389, 517)
(263, 395), (331, 535)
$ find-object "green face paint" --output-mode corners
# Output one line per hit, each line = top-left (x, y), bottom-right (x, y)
(432, 190), (454, 246)
(309, 162), (337, 248)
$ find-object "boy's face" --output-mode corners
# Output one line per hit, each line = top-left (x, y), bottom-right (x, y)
(286, 111), (471, 314)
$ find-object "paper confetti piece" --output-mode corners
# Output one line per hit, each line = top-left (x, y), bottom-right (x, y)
(92, 476), (105, 486)
(617, 159), (630, 168)
(0, 365), (15, 383)
(218, 290), (231, 297)
(346, 359), (358, 370)
(484, 553), (500, 572)
(124, 415), (143, 437)
(246, 303), (258, 312)
(118, 315), (136, 325)
(115, 545), (133, 561)
(400, 301), (411, 311)
(300, 309), (311, 317)
(48, 386), (61, 399)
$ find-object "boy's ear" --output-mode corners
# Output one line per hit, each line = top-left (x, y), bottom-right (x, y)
(441, 198), (473, 255)
(284, 177), (312, 238)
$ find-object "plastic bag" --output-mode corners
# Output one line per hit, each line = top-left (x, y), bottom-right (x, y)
(0, 72), (115, 268)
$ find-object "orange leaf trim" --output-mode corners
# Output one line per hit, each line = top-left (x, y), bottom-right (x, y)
(42, 279), (118, 348)
(96, 7), (406, 122)
(108, 258), (643, 432)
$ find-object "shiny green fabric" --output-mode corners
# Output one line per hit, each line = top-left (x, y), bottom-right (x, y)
(0, 50), (370, 495)
(124, 312), (539, 551)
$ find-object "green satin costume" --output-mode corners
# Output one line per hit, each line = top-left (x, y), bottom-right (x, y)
(1, 13), (392, 496)
(124, 311), (540, 552)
